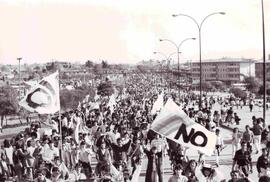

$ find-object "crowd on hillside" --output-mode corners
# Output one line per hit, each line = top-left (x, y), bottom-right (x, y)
(1, 74), (270, 182)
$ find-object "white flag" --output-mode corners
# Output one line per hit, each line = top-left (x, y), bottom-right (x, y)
(151, 98), (216, 156)
(130, 164), (142, 182)
(107, 94), (116, 113)
(151, 93), (164, 115)
(19, 71), (60, 114)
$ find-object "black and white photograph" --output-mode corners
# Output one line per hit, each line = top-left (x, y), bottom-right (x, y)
(0, 0), (270, 181)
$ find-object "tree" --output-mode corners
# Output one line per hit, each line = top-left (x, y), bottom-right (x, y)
(24, 64), (33, 73)
(60, 86), (95, 111)
(101, 60), (109, 69)
(244, 76), (259, 93)
(0, 65), (9, 72)
(93, 64), (102, 74)
(0, 86), (19, 117)
(34, 66), (41, 71)
(85, 60), (94, 68)
(46, 62), (58, 72)
(97, 79), (114, 97)
(202, 81), (214, 92)
(258, 85), (270, 95)
(113, 64), (124, 70)
(62, 72), (69, 80)
(60, 89), (87, 111)
(211, 81), (227, 91)
(230, 87), (247, 100)
(136, 65), (150, 73)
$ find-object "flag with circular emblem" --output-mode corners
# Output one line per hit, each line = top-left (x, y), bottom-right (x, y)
(19, 71), (60, 114)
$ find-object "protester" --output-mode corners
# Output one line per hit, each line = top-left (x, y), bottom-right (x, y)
(183, 160), (198, 182)
(252, 118), (263, 154)
(256, 148), (270, 177)
(168, 164), (188, 182)
(1, 73), (268, 181)
(232, 127), (241, 157)
(144, 146), (163, 182)
(242, 125), (254, 153)
(196, 163), (226, 182)
(232, 142), (253, 177)
(215, 129), (224, 166)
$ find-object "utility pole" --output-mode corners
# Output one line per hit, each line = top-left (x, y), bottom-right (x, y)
(17, 57), (22, 100)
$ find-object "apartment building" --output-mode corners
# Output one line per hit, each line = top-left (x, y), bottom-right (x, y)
(190, 58), (255, 84)
(255, 54), (270, 80)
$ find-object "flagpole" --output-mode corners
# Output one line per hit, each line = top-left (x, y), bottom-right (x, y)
(58, 70), (63, 162)
(161, 143), (164, 181)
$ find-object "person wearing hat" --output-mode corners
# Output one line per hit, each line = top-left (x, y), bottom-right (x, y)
(197, 163), (225, 182)
(168, 164), (188, 182)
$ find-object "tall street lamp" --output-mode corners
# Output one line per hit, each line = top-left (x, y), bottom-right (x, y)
(261, 0), (266, 121)
(17, 57), (22, 100)
(153, 51), (181, 92)
(172, 12), (225, 108)
(159, 38), (196, 101)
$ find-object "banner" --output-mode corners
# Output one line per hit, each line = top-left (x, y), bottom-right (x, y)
(94, 90), (100, 102)
(19, 71), (60, 114)
(151, 93), (164, 115)
(130, 164), (142, 182)
(151, 98), (216, 156)
(107, 94), (117, 113)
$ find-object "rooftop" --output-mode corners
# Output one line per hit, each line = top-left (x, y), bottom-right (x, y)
(191, 57), (256, 64)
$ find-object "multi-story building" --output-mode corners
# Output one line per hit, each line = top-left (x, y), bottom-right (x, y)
(190, 57), (255, 84)
(255, 54), (270, 80)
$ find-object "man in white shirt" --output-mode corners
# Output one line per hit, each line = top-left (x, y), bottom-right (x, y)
(41, 140), (58, 163)
(215, 129), (224, 166)
(77, 141), (93, 178)
(151, 133), (167, 153)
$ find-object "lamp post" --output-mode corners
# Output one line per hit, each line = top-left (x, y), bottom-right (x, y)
(153, 51), (170, 87)
(261, 0), (266, 121)
(159, 38), (196, 101)
(153, 51), (181, 92)
(17, 57), (22, 100)
(172, 12), (225, 108)
(83, 69), (86, 83)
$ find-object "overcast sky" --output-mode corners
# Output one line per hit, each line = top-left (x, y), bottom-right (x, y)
(0, 0), (269, 65)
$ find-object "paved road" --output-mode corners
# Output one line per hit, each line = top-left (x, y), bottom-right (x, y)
(137, 101), (267, 181)
(138, 126), (260, 181)
(1, 99), (268, 181)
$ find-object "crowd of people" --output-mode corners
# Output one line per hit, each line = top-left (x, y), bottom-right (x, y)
(0, 74), (270, 182)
